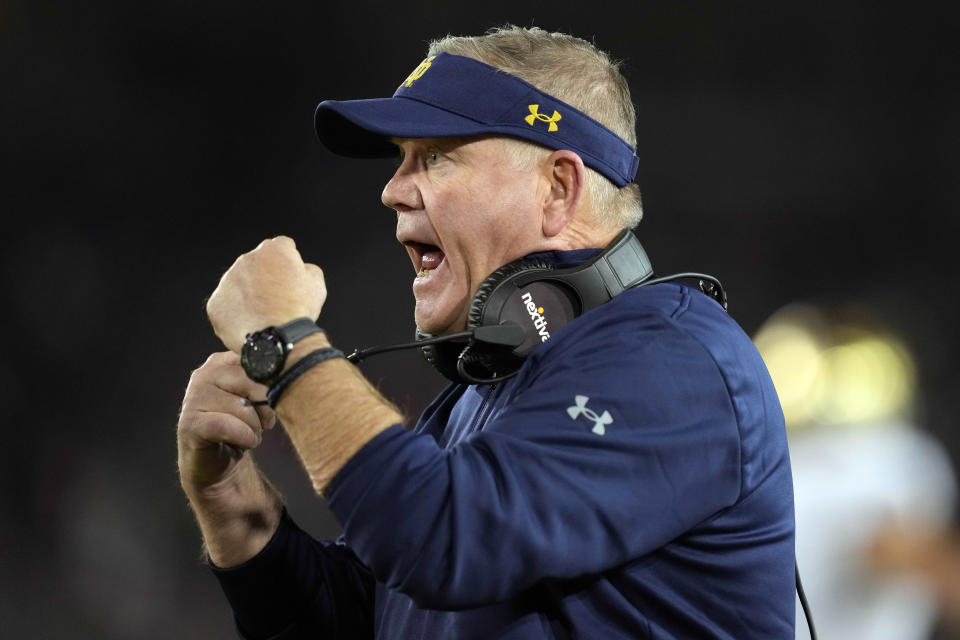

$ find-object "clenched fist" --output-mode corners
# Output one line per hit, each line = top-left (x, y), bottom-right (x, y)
(206, 236), (327, 353)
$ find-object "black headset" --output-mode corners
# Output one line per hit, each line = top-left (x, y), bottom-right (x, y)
(349, 230), (727, 385)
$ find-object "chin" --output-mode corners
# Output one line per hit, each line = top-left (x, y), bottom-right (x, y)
(414, 287), (472, 335)
(415, 306), (467, 336)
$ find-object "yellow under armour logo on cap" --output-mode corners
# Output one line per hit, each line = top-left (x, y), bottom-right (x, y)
(525, 104), (561, 132)
(402, 56), (436, 88)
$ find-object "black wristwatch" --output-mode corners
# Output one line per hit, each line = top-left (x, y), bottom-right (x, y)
(240, 317), (322, 384)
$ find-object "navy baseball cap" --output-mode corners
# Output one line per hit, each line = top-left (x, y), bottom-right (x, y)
(314, 53), (639, 187)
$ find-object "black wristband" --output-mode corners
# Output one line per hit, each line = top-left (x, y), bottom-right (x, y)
(277, 317), (323, 345)
(266, 347), (345, 408)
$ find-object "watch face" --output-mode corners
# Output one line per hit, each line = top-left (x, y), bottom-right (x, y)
(241, 332), (286, 383)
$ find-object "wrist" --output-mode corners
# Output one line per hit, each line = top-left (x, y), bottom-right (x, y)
(181, 454), (266, 509)
(184, 459), (285, 567)
(281, 332), (333, 374)
(267, 340), (344, 408)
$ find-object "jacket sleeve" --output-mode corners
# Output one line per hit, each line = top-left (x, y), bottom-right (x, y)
(210, 509), (375, 639)
(326, 309), (745, 611)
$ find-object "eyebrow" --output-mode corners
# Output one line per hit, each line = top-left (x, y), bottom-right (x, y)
(389, 136), (477, 149)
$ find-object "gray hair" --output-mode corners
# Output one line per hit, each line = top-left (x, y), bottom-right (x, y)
(428, 25), (643, 231)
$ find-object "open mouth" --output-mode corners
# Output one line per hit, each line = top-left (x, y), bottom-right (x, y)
(404, 241), (446, 278)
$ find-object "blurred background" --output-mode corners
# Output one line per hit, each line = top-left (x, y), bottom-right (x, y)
(1, 1), (957, 637)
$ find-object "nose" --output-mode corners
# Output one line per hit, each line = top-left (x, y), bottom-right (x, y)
(381, 157), (422, 212)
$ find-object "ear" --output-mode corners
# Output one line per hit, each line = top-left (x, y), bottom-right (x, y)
(540, 150), (586, 238)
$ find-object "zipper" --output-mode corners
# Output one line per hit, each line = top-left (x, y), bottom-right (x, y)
(467, 383), (499, 436)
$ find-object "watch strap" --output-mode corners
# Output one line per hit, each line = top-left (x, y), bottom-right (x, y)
(275, 317), (322, 347)
(267, 347), (345, 408)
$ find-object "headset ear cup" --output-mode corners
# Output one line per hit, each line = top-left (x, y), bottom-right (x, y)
(417, 258), (553, 384)
(461, 258), (553, 380)
(467, 258), (553, 331)
(417, 328), (470, 383)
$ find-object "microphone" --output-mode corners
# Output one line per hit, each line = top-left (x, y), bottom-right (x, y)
(360, 323), (529, 385)
(242, 323), (527, 406)
(345, 322), (526, 364)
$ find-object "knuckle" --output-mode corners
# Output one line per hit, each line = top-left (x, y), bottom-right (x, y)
(186, 351), (235, 388)
(176, 410), (199, 436)
(195, 352), (223, 371)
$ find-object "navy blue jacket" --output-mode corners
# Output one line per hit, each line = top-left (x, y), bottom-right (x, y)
(213, 254), (795, 639)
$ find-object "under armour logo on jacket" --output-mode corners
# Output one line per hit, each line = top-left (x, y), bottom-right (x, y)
(567, 395), (613, 435)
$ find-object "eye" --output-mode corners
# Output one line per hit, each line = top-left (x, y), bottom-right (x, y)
(426, 149), (442, 166)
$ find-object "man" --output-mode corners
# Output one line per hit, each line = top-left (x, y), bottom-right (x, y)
(178, 26), (795, 639)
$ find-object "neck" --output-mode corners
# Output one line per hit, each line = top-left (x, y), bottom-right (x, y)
(544, 213), (621, 252)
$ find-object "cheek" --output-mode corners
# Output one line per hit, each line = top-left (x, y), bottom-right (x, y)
(436, 170), (539, 282)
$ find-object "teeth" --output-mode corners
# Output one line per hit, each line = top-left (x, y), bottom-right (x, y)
(417, 268), (434, 278)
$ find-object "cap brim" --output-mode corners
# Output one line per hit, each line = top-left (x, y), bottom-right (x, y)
(315, 97), (493, 159)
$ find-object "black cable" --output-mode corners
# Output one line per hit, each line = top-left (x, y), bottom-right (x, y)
(632, 272), (728, 310)
(345, 331), (474, 363)
(241, 333), (476, 406)
(796, 560), (817, 640)
(454, 356), (518, 385)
